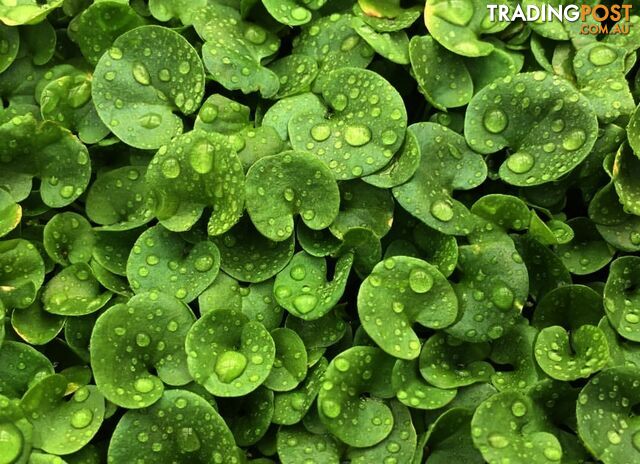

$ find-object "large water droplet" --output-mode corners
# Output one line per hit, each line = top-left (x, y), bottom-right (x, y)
(134, 377), (155, 393)
(430, 199), (454, 222)
(190, 141), (214, 174)
(344, 125), (372, 147)
(161, 157), (181, 179)
(293, 294), (318, 314)
(321, 399), (342, 418)
(409, 268), (433, 294)
(491, 286), (514, 311)
(70, 408), (93, 429)
(215, 351), (248, 383)
(177, 427), (201, 453)
(562, 130), (586, 151)
(311, 123), (331, 142)
(0, 423), (23, 463)
(588, 45), (617, 66)
(487, 432), (509, 449)
(483, 109), (508, 134)
(138, 113), (162, 129)
(132, 62), (151, 85)
(194, 255), (214, 272)
(430, 0), (474, 27)
(506, 152), (534, 174)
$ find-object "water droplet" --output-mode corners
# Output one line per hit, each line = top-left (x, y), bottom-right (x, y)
(200, 104), (218, 123)
(215, 351), (247, 383)
(132, 62), (151, 85)
(108, 47), (123, 60)
(551, 118), (565, 133)
(161, 157), (181, 179)
(284, 188), (295, 202)
(431, 0), (474, 27)
(60, 185), (75, 199)
(293, 294), (318, 314)
(311, 123), (331, 142)
(344, 125), (371, 147)
(321, 399), (341, 418)
(178, 61), (191, 75)
(136, 332), (151, 347)
(335, 358), (350, 372)
(70, 408), (93, 429)
(543, 446), (562, 461)
(190, 141), (214, 174)
(491, 286), (514, 311)
(291, 6), (310, 21)
(506, 152), (534, 174)
(244, 26), (266, 44)
(510, 401), (527, 417)
(625, 313), (640, 324)
(607, 430), (622, 445)
(332, 94), (348, 111)
(381, 130), (398, 146)
(138, 113), (162, 129)
(430, 199), (454, 222)
(158, 68), (171, 82)
(340, 36), (360, 52)
(488, 433), (509, 449)
(134, 378), (155, 393)
(0, 423), (23, 463)
(177, 427), (201, 452)
(483, 108), (508, 134)
(562, 130), (586, 151)
(193, 254), (213, 272)
(409, 268), (433, 294)
(290, 265), (306, 280)
(589, 45), (618, 66)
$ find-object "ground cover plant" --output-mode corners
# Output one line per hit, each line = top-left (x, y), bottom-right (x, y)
(2, 0), (640, 462)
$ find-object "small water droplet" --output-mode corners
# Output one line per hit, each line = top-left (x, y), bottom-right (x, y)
(588, 45), (618, 66)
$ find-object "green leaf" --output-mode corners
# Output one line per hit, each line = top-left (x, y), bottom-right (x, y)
(92, 25), (205, 149)
(145, 130), (245, 235)
(420, 333), (494, 388)
(0, 239), (45, 310)
(91, 292), (195, 408)
(274, 251), (353, 320)
(409, 35), (473, 110)
(464, 72), (598, 186)
(318, 346), (395, 447)
(0, 114), (91, 207)
(43, 212), (95, 266)
(358, 256), (458, 359)
(194, 4), (280, 97)
(108, 389), (240, 462)
(446, 240), (529, 343)
(424, 0), (508, 57)
(0, 0), (63, 26)
(393, 122), (487, 235)
(577, 367), (640, 464)
(126, 224), (220, 303)
(289, 67), (407, 180)
(21, 375), (104, 455)
(212, 217), (295, 283)
(471, 390), (563, 464)
(246, 151), (340, 241)
(185, 308), (275, 397)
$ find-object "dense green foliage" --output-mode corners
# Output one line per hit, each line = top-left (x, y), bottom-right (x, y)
(1, 0), (640, 463)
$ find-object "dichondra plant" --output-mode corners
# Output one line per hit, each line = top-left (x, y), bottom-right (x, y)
(2, 0), (640, 463)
